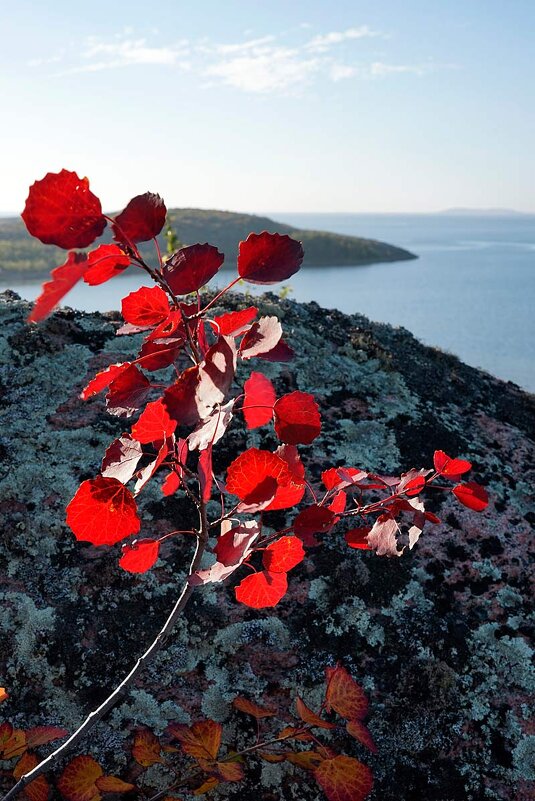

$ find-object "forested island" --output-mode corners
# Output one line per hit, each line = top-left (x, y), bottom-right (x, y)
(0, 207), (416, 277)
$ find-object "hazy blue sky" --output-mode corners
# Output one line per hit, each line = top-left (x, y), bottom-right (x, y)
(2, 0), (534, 213)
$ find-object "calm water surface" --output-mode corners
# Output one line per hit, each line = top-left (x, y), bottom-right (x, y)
(3, 214), (534, 392)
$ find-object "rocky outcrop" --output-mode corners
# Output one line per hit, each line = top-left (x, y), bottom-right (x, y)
(0, 290), (533, 800)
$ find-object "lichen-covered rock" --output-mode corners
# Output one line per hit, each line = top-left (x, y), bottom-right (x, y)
(0, 289), (533, 801)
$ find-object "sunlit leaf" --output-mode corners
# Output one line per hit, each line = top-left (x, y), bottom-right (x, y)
(66, 476), (140, 546)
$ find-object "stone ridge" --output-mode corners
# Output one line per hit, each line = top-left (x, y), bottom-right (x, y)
(0, 290), (533, 800)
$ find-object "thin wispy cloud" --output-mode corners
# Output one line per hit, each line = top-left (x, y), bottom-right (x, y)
(35, 25), (449, 93)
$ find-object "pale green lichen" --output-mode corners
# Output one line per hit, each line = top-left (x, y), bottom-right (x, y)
(513, 735), (535, 780)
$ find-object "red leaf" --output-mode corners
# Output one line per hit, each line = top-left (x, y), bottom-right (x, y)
(163, 366), (201, 426)
(226, 448), (304, 512)
(296, 697), (335, 730)
(232, 697), (276, 718)
(314, 755), (373, 801)
(28, 251), (88, 323)
(235, 570), (288, 608)
(453, 481), (489, 511)
(212, 306), (258, 336)
(57, 755), (103, 801)
(81, 363), (130, 400)
(106, 364), (152, 418)
(168, 720), (222, 761)
(274, 391), (321, 445)
(198, 445), (213, 503)
(162, 470), (181, 496)
(66, 476), (140, 546)
(147, 311), (185, 341)
(119, 539), (160, 573)
(191, 520), (260, 586)
(366, 514), (403, 557)
(294, 505), (336, 537)
(25, 725), (68, 749)
(189, 400), (234, 451)
(325, 665), (368, 721)
(134, 438), (170, 495)
(239, 316), (282, 359)
(83, 244), (130, 285)
(434, 450), (472, 477)
(95, 776), (136, 793)
(256, 338), (295, 363)
(112, 192), (166, 244)
(12, 752), (49, 801)
(163, 243), (224, 294)
(242, 372), (276, 429)
(346, 720), (377, 753)
(322, 466), (366, 491)
(275, 444), (306, 483)
(329, 490), (347, 514)
(122, 286), (170, 327)
(132, 729), (163, 767)
(101, 434), (144, 485)
(0, 688), (7, 704)
(263, 536), (305, 573)
(138, 337), (183, 371)
(22, 169), (106, 249)
(238, 232), (304, 284)
(345, 527), (372, 550)
(131, 398), (176, 444)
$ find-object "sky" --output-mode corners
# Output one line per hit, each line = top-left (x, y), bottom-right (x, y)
(1, 0), (534, 214)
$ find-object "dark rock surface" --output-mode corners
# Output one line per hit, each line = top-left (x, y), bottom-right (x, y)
(0, 290), (533, 800)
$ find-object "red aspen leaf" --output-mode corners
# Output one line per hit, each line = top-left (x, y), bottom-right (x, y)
(453, 481), (489, 511)
(238, 232), (304, 284)
(325, 665), (368, 721)
(106, 364), (151, 418)
(162, 470), (181, 496)
(122, 286), (170, 327)
(345, 527), (372, 550)
(138, 337), (183, 371)
(242, 372), (276, 429)
(214, 761), (244, 782)
(196, 337), (237, 418)
(0, 688), (7, 703)
(257, 750), (286, 763)
(274, 391), (321, 445)
(101, 434), (144, 484)
(119, 538), (160, 573)
(235, 570), (288, 608)
(189, 399), (234, 452)
(232, 697), (276, 719)
(163, 243), (224, 294)
(296, 697), (335, 730)
(279, 726), (314, 742)
(12, 752), (49, 801)
(132, 729), (163, 767)
(275, 444), (306, 483)
(1, 727), (26, 759)
(322, 466), (366, 492)
(193, 777), (219, 795)
(397, 468), (431, 496)
(239, 316), (282, 360)
(208, 519), (260, 569)
(198, 445), (213, 503)
(314, 755), (373, 801)
(25, 725), (68, 749)
(66, 477), (140, 546)
(212, 306), (258, 336)
(83, 244), (130, 286)
(22, 169), (106, 249)
(329, 490), (347, 514)
(346, 720), (377, 753)
(226, 448), (303, 512)
(95, 776), (136, 793)
(287, 751), (325, 770)
(425, 511), (441, 524)
(163, 366), (201, 427)
(168, 720), (222, 762)
(131, 399), (176, 444)
(366, 514), (403, 557)
(294, 506), (337, 537)
(28, 251), (89, 323)
(0, 721), (13, 749)
(256, 338), (295, 363)
(434, 450), (472, 477)
(263, 536), (305, 573)
(196, 319), (211, 358)
(57, 755), (103, 801)
(81, 363), (130, 400)
(134, 438), (170, 495)
(112, 192), (166, 245)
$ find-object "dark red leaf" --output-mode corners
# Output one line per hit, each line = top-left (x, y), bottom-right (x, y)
(294, 506), (337, 538)
(66, 476), (140, 546)
(296, 697), (335, 730)
(263, 536), (305, 573)
(28, 251), (88, 323)
(452, 481), (489, 511)
(138, 337), (183, 370)
(345, 527), (372, 550)
(242, 372), (276, 429)
(57, 755), (103, 801)
(232, 697), (276, 719)
(238, 232), (304, 284)
(168, 720), (222, 761)
(256, 338), (295, 362)
(122, 286), (170, 327)
(131, 398), (176, 444)
(239, 316), (283, 359)
(83, 244), (130, 285)
(434, 450), (472, 477)
(198, 445), (213, 503)
(274, 391), (321, 445)
(346, 720), (378, 753)
(212, 306), (258, 336)
(163, 366), (201, 426)
(235, 570), (288, 608)
(147, 311), (185, 341)
(112, 192), (166, 244)
(22, 169), (106, 249)
(325, 665), (368, 721)
(106, 364), (152, 418)
(163, 243), (224, 294)
(81, 362), (130, 400)
(119, 539), (160, 573)
(314, 755), (373, 801)
(101, 433), (144, 484)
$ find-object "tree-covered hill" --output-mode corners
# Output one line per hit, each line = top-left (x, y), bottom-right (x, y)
(0, 208), (416, 277)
